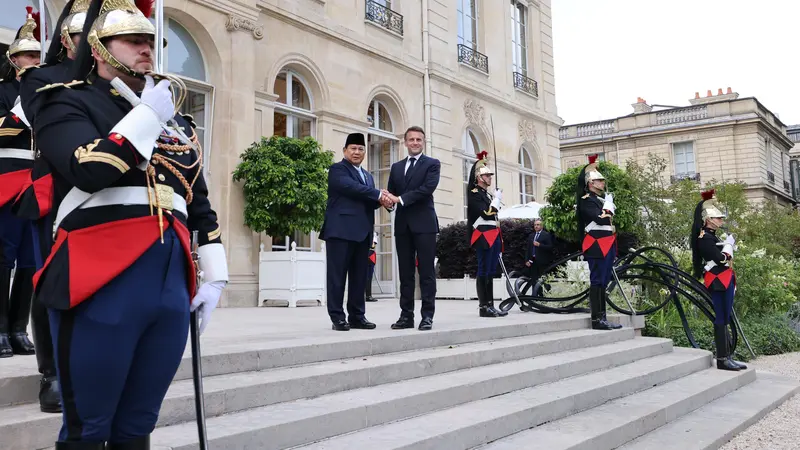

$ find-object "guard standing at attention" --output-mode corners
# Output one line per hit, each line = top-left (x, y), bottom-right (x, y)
(576, 154), (622, 330)
(11, 0), (90, 415)
(0, 7), (42, 359)
(467, 151), (507, 318)
(690, 189), (746, 371)
(33, 0), (228, 447)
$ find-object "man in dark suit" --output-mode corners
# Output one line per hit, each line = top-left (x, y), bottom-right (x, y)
(383, 126), (441, 331)
(320, 133), (389, 331)
(525, 219), (554, 296)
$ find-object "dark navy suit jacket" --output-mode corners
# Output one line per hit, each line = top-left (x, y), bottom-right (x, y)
(387, 153), (440, 235)
(319, 159), (381, 243)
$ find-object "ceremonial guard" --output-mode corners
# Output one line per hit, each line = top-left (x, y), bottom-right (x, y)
(33, 0), (228, 447)
(0, 7), (42, 359)
(366, 231), (378, 302)
(10, 0), (90, 415)
(467, 152), (507, 318)
(690, 189), (745, 371)
(576, 154), (622, 330)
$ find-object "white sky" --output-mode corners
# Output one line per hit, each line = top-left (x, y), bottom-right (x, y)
(551, 0), (800, 127)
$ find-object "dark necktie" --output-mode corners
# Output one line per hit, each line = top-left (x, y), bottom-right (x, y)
(533, 232), (540, 257)
(405, 157), (416, 182)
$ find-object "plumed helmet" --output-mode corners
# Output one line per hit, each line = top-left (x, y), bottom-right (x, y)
(8, 7), (42, 60)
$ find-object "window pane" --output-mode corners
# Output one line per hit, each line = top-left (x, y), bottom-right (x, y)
(378, 103), (392, 131)
(275, 73), (287, 105)
(292, 116), (313, 138)
(181, 91), (206, 128)
(167, 20), (206, 81)
(274, 112), (287, 137)
(291, 76), (311, 110)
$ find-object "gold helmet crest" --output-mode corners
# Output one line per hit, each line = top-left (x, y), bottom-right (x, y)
(61, 0), (92, 53)
(8, 7), (42, 62)
(86, 0), (161, 78)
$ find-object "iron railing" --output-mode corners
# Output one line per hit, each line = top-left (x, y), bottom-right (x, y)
(365, 1), (403, 35)
(457, 44), (489, 73)
(513, 71), (538, 97)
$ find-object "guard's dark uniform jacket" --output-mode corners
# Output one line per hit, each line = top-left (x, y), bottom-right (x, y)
(13, 61), (74, 220)
(0, 79), (34, 208)
(467, 186), (501, 249)
(578, 192), (615, 259)
(32, 75), (221, 310)
(697, 227), (734, 291)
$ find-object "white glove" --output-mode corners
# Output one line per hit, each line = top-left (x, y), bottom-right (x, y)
(602, 193), (615, 214)
(189, 280), (226, 335)
(10, 101), (29, 127)
(722, 234), (735, 257)
(493, 188), (503, 202)
(140, 75), (174, 123)
(724, 234), (735, 246)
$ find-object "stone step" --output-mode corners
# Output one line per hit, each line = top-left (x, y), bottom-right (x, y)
(0, 327), (636, 450)
(617, 372), (800, 450)
(0, 315), (593, 408)
(474, 367), (757, 450)
(289, 348), (710, 450)
(149, 338), (687, 450)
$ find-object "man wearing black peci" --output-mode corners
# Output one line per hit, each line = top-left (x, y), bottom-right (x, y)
(383, 126), (440, 331)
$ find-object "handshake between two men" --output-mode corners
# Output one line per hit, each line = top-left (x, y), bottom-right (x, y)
(379, 189), (401, 210)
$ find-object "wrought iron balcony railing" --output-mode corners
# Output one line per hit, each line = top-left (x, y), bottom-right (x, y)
(784, 180), (791, 193)
(513, 71), (538, 97)
(670, 172), (701, 184)
(457, 44), (489, 73)
(365, 0), (403, 36)
(767, 171), (775, 183)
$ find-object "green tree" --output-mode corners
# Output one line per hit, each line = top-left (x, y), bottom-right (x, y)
(232, 136), (333, 239)
(539, 160), (640, 242)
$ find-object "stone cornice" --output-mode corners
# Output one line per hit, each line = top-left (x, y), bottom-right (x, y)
(256, 1), (425, 78)
(192, 0), (260, 21)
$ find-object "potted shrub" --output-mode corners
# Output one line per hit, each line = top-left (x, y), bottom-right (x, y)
(233, 135), (333, 307)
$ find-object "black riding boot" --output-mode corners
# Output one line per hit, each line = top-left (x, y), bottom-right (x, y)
(0, 267), (13, 358)
(107, 434), (150, 449)
(365, 279), (376, 302)
(477, 276), (498, 317)
(55, 442), (107, 449)
(590, 286), (621, 330)
(714, 324), (741, 371)
(485, 276), (507, 317)
(725, 326), (747, 370)
(8, 267), (36, 355)
(31, 285), (60, 412)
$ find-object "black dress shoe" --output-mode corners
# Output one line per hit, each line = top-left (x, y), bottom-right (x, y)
(107, 434), (150, 449)
(40, 375), (62, 413)
(55, 441), (107, 449)
(349, 318), (376, 329)
(391, 317), (414, 329)
(365, 296), (378, 302)
(0, 334), (12, 358)
(418, 318), (433, 331)
(10, 332), (36, 355)
(331, 320), (350, 331)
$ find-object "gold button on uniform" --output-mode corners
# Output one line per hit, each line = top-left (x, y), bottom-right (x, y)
(158, 174), (166, 182)
(114, 133), (122, 139)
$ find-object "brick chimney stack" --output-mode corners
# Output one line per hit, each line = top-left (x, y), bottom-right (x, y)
(690, 87), (740, 105)
(631, 97), (653, 114)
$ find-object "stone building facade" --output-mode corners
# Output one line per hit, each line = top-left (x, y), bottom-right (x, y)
(4, 0), (563, 306)
(559, 89), (796, 207)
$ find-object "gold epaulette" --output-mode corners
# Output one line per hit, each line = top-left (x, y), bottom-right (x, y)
(699, 229), (705, 239)
(582, 193), (590, 199)
(18, 64), (46, 78)
(36, 80), (84, 93)
(471, 188), (478, 193)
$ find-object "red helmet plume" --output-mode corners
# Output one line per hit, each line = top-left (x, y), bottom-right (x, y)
(30, 10), (46, 41)
(587, 154), (598, 164)
(477, 151), (488, 161)
(134, 0), (155, 18)
(701, 189), (715, 200)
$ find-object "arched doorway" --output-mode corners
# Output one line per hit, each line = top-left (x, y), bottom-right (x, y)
(367, 98), (398, 297)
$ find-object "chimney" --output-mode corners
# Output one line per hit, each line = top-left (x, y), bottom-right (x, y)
(631, 97), (653, 114)
(690, 86), (741, 105)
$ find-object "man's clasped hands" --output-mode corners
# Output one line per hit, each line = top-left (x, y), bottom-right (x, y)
(379, 189), (400, 209)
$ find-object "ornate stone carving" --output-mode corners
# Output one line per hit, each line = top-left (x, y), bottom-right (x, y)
(226, 15), (264, 40)
(519, 119), (537, 144)
(464, 99), (485, 127)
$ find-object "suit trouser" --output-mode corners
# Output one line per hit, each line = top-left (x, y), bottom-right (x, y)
(49, 228), (189, 443)
(395, 232), (437, 320)
(325, 237), (370, 322)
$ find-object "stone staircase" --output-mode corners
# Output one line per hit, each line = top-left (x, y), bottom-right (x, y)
(0, 303), (796, 450)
